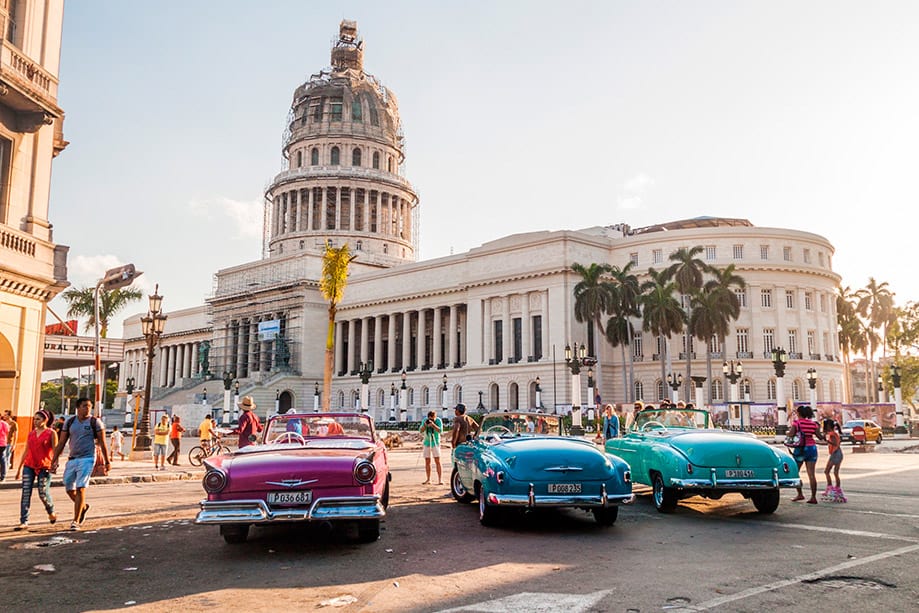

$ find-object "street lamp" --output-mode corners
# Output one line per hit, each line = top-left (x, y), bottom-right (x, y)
(275, 389), (281, 415)
(314, 381), (320, 412)
(891, 365), (907, 437)
(666, 372), (683, 403)
(233, 380), (240, 423)
(722, 360), (743, 402)
(220, 371), (235, 425)
(124, 377), (136, 427)
(476, 390), (485, 411)
(399, 369), (408, 420)
(358, 361), (373, 415)
(94, 264), (142, 418)
(441, 373), (448, 420)
(132, 284), (166, 454)
(535, 376), (543, 410)
(389, 382), (396, 421)
(202, 387), (207, 406)
(771, 347), (788, 441)
(877, 374), (885, 403)
(565, 342), (590, 435)
(806, 367), (817, 409)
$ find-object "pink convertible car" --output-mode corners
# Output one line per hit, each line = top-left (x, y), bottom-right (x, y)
(195, 412), (390, 544)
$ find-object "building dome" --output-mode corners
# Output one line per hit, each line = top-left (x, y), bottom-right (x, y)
(266, 20), (418, 266)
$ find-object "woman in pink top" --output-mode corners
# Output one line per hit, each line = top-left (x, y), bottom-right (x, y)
(14, 410), (58, 530)
(788, 405), (822, 504)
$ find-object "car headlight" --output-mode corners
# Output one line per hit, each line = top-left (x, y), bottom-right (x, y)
(496, 470), (506, 484)
(203, 469), (227, 493)
(782, 461), (790, 474)
(355, 461), (376, 484)
(623, 470), (631, 483)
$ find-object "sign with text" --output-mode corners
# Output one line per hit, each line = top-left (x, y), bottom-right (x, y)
(258, 319), (281, 341)
(42, 335), (125, 370)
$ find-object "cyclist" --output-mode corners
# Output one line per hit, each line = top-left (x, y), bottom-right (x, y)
(198, 414), (215, 454)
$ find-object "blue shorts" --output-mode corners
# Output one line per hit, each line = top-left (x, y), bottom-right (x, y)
(793, 445), (818, 464)
(153, 443), (167, 457)
(63, 456), (95, 491)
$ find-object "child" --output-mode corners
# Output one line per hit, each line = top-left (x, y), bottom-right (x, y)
(109, 425), (125, 461)
(821, 418), (846, 503)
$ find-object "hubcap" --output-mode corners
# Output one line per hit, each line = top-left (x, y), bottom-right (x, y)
(653, 478), (663, 506)
(453, 473), (465, 496)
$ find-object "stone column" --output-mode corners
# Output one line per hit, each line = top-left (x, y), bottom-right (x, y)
(364, 188), (370, 233)
(373, 315), (383, 369)
(416, 308), (425, 369)
(521, 292), (531, 361)
(335, 186), (342, 230)
(167, 345), (176, 387)
(433, 307), (443, 368)
(387, 314), (397, 371)
(249, 320), (259, 373)
(307, 188), (314, 231)
(346, 319), (356, 374)
(449, 305), (458, 367)
(502, 296), (510, 364)
(334, 320), (345, 375)
(402, 311), (412, 370)
(484, 297), (492, 365)
(236, 320), (247, 377)
(360, 316), (370, 365)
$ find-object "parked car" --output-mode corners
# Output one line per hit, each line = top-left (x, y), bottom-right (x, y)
(840, 419), (883, 444)
(605, 407), (800, 514)
(195, 412), (390, 544)
(451, 411), (633, 527)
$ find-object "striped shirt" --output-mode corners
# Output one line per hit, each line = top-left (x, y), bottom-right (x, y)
(793, 418), (820, 446)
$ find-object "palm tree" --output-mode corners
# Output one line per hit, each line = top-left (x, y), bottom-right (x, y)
(571, 262), (616, 353)
(836, 285), (861, 402)
(607, 262), (641, 401)
(665, 246), (710, 400)
(856, 278), (895, 401)
(320, 243), (357, 412)
(703, 264), (745, 402)
(604, 313), (634, 402)
(690, 289), (733, 404)
(62, 286), (143, 338)
(640, 268), (685, 399)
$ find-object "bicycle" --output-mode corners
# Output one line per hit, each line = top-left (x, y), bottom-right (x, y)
(188, 437), (232, 466)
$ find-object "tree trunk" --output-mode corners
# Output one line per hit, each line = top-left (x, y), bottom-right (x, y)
(323, 308), (336, 412)
(627, 322), (635, 403)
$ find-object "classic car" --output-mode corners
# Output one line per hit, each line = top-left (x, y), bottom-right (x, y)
(841, 419), (883, 444)
(605, 407), (800, 514)
(451, 411), (633, 527)
(195, 412), (390, 544)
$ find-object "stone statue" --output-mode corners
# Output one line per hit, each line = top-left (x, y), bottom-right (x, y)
(198, 340), (211, 377)
(275, 336), (291, 370)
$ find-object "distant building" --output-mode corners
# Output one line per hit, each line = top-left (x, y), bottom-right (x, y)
(0, 2), (69, 428)
(120, 21), (844, 419)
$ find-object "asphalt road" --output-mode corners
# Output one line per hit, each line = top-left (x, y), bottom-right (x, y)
(1, 443), (917, 613)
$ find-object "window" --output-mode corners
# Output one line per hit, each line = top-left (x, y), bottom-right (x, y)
(422, 387), (429, 406)
(633, 332), (643, 357)
(652, 249), (663, 264)
(330, 146), (340, 166)
(786, 290), (794, 309)
(493, 320), (503, 363)
(733, 244), (744, 259)
(352, 148), (361, 167)
(807, 330), (816, 355)
(532, 315), (543, 360)
(763, 328), (775, 353)
(788, 329), (798, 354)
(383, 244), (388, 254)
(331, 97), (343, 121)
(705, 245), (716, 261)
(818, 252), (825, 267)
(760, 245), (769, 260)
(823, 332), (830, 356)
(630, 252), (639, 266)
(711, 379), (723, 401)
(792, 380), (802, 400)
(761, 289), (772, 308)
(299, 240), (304, 249)
(388, 157), (394, 173)
(512, 317), (522, 362)
(369, 106), (379, 126)
(783, 246), (792, 261)
(656, 380), (665, 401)
(804, 291), (813, 311)
(311, 148), (319, 165)
(767, 379), (777, 400)
(734, 288), (747, 308)
(372, 151), (380, 169)
(296, 151), (302, 167)
(709, 335), (723, 354)
(736, 328), (749, 354)
(351, 99), (362, 121)
(355, 240), (362, 251)
(803, 249), (811, 264)
(634, 381), (644, 401)
(819, 293), (827, 312)
(310, 97), (323, 121)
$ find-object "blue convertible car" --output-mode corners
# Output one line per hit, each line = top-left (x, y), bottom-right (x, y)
(451, 411), (633, 526)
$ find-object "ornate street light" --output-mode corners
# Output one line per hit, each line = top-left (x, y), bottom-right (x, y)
(806, 367), (817, 409)
(133, 285), (166, 453)
(565, 342), (591, 435)
(220, 371), (235, 425)
(476, 390), (485, 411)
(877, 374), (885, 403)
(722, 360), (743, 402)
(441, 373), (448, 420)
(358, 361), (373, 414)
(314, 381), (320, 412)
(891, 365), (907, 436)
(389, 382), (397, 421)
(399, 369), (408, 419)
(771, 347), (788, 441)
(535, 376), (543, 410)
(124, 377), (136, 427)
(202, 387), (207, 406)
(667, 372), (683, 404)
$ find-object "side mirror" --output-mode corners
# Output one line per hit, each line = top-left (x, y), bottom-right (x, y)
(466, 434), (473, 442)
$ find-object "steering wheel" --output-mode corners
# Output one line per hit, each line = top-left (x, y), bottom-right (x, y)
(485, 425), (512, 436)
(641, 420), (668, 433)
(271, 431), (307, 445)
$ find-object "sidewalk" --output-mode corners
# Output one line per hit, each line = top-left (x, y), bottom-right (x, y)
(0, 458), (202, 491)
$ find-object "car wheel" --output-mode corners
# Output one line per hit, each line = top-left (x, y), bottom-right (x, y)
(592, 506), (619, 526)
(220, 524), (248, 545)
(451, 466), (475, 503)
(478, 486), (500, 526)
(751, 489), (780, 514)
(876, 434), (882, 445)
(188, 446), (206, 467)
(381, 481), (390, 509)
(356, 519), (380, 543)
(652, 473), (678, 513)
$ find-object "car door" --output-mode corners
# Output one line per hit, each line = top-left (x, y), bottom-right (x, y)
(867, 421), (881, 441)
(607, 429), (647, 485)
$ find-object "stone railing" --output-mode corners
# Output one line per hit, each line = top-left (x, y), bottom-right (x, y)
(1, 39), (58, 100)
(272, 165), (415, 192)
(0, 226), (36, 256)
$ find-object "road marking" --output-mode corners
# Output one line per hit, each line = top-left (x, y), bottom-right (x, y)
(744, 520), (919, 543)
(682, 543), (919, 611)
(848, 509), (919, 520)
(844, 466), (919, 480)
(437, 589), (612, 613)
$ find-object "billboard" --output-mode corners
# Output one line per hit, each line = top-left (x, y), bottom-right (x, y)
(258, 319), (281, 341)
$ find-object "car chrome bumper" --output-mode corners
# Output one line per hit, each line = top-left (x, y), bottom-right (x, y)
(195, 496), (385, 525)
(490, 483), (634, 508)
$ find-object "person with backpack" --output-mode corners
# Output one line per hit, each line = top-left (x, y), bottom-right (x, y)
(50, 398), (109, 531)
(236, 396), (262, 448)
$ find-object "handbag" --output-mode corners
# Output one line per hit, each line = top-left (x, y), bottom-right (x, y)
(91, 443), (109, 477)
(784, 423), (805, 449)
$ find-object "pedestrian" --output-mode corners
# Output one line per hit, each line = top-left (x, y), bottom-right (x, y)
(821, 418), (846, 503)
(0, 412), (9, 481)
(52, 416), (65, 434)
(788, 405), (822, 504)
(109, 425), (125, 461)
(237, 396), (262, 448)
(3, 410), (18, 471)
(419, 410), (443, 485)
(601, 404), (619, 441)
(50, 397), (110, 531)
(199, 413), (215, 453)
(153, 415), (170, 470)
(167, 415), (185, 465)
(13, 409), (57, 530)
(450, 403), (480, 448)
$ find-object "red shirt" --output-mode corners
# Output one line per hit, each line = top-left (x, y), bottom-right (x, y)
(23, 428), (55, 471)
(237, 410), (261, 448)
(170, 422), (185, 438)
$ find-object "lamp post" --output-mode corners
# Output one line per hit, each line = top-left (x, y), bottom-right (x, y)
(666, 372), (683, 404)
(233, 380), (240, 423)
(399, 369), (408, 421)
(275, 389), (280, 416)
(94, 264), (142, 418)
(565, 342), (590, 435)
(132, 284), (166, 453)
(877, 374), (886, 404)
(314, 382), (320, 412)
(892, 365), (907, 438)
(477, 390), (485, 411)
(586, 367), (596, 426)
(389, 383), (396, 421)
(358, 361), (373, 415)
(441, 373), (448, 420)
(202, 387), (207, 406)
(535, 376), (542, 410)
(124, 377), (135, 427)
(220, 372), (234, 424)
(806, 368), (817, 409)
(771, 347), (788, 442)
(722, 360), (743, 403)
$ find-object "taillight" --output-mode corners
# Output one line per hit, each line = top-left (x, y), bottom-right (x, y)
(687, 463), (694, 474)
(355, 461), (376, 484)
(496, 471), (505, 484)
(782, 462), (790, 474)
(623, 470), (631, 483)
(203, 469), (227, 493)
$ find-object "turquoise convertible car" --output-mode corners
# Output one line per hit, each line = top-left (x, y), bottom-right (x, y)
(451, 411), (633, 527)
(605, 407), (800, 514)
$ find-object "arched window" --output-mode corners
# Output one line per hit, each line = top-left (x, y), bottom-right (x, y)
(767, 379), (777, 400)
(352, 148), (361, 167)
(422, 387), (429, 406)
(489, 382), (499, 410)
(372, 151), (380, 169)
(792, 380), (802, 400)
(656, 380), (665, 401)
(634, 381), (644, 401)
(338, 391), (345, 409)
(296, 151), (302, 167)
(387, 156), (393, 172)
(742, 378), (753, 400)
(355, 240), (362, 251)
(352, 99), (362, 121)
(378, 389), (385, 407)
(509, 382), (519, 410)
(330, 146), (340, 166)
(409, 388), (415, 406)
(311, 147), (319, 165)
(712, 379), (724, 401)
(455, 385), (463, 404)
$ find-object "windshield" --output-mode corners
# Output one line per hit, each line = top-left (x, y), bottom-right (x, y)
(480, 412), (561, 435)
(263, 413), (374, 444)
(632, 409), (709, 431)
(842, 421), (864, 429)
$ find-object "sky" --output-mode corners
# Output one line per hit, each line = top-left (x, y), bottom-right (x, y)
(49, 1), (919, 335)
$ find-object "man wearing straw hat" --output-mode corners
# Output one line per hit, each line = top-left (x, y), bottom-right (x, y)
(237, 396), (262, 448)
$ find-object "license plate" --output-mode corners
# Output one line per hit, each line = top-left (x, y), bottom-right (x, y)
(548, 483), (582, 494)
(267, 490), (312, 505)
(725, 470), (755, 478)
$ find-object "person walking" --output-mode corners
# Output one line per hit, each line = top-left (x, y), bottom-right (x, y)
(14, 410), (57, 530)
(109, 426), (125, 461)
(167, 415), (185, 466)
(601, 404), (619, 441)
(2, 410), (18, 472)
(50, 398), (110, 531)
(0, 413), (9, 481)
(450, 403), (480, 448)
(821, 418), (846, 503)
(419, 410), (443, 485)
(237, 396), (262, 448)
(788, 405), (822, 504)
(153, 415), (170, 471)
